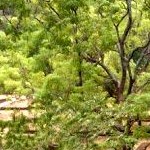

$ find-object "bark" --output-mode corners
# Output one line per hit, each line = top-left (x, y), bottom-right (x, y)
(127, 63), (135, 95)
(127, 34), (150, 95)
(116, 0), (132, 102)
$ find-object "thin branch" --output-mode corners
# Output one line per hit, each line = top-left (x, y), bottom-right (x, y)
(112, 21), (121, 42)
(49, 5), (61, 19)
(112, 10), (128, 42)
(99, 62), (118, 86)
(127, 46), (150, 94)
(83, 54), (118, 86)
(120, 0), (132, 44)
(46, 1), (61, 19)
(128, 35), (150, 61)
(125, 38), (150, 95)
(133, 53), (145, 79)
(116, 11), (128, 28)
(34, 17), (44, 25)
(132, 40), (150, 80)
(2, 10), (18, 32)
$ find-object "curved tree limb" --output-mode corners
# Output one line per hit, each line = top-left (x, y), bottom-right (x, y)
(83, 53), (118, 87)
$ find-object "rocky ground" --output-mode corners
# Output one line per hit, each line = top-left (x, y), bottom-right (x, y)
(0, 95), (150, 150)
(0, 95), (33, 121)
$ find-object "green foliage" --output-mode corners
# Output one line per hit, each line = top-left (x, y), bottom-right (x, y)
(0, 0), (150, 149)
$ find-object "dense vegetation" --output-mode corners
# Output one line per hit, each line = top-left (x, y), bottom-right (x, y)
(0, 0), (150, 149)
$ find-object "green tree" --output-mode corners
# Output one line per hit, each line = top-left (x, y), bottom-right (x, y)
(0, 0), (150, 150)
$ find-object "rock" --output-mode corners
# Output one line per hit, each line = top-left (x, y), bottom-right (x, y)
(133, 140), (150, 150)
(0, 95), (7, 103)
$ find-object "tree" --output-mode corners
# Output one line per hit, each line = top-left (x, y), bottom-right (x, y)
(0, 0), (150, 149)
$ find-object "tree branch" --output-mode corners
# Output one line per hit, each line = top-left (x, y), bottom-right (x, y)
(2, 10), (18, 33)
(128, 34), (150, 62)
(46, 1), (61, 19)
(126, 36), (150, 95)
(34, 17), (44, 25)
(115, 0), (133, 102)
(133, 42), (150, 80)
(127, 63), (135, 95)
(112, 11), (129, 42)
(120, 0), (132, 44)
(83, 54), (118, 87)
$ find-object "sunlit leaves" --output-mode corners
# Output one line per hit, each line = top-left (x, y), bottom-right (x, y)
(0, 0), (150, 149)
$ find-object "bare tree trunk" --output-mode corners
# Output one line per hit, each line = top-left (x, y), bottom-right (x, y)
(116, 0), (132, 102)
